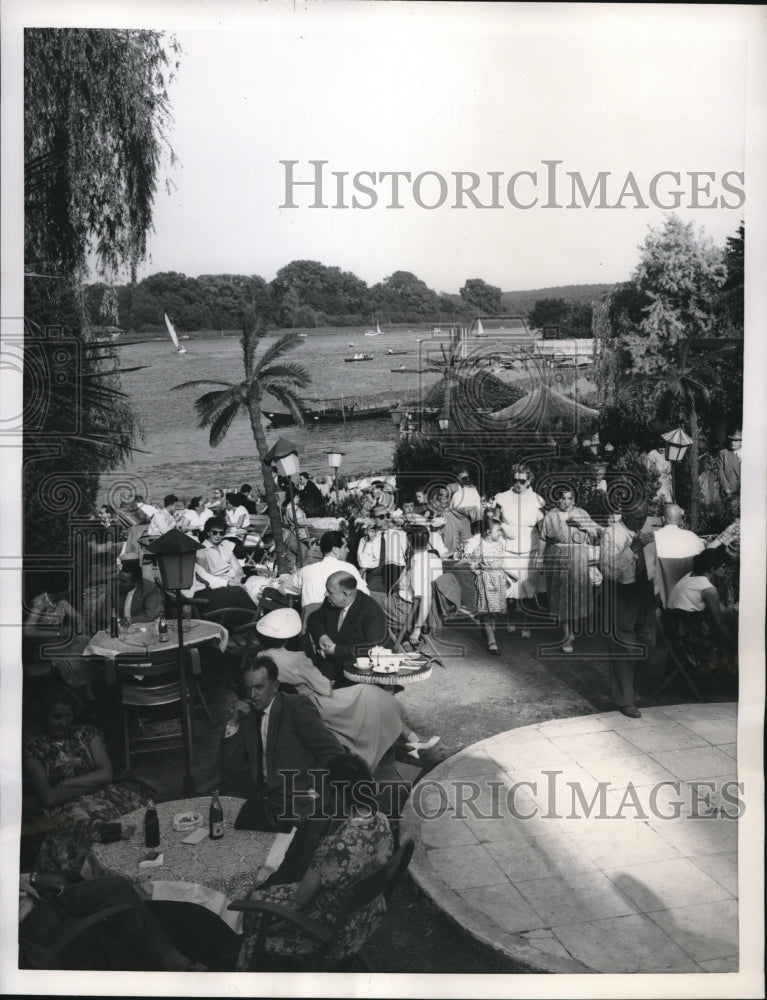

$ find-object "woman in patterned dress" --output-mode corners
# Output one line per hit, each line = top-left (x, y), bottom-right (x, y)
(536, 486), (603, 653)
(23, 687), (143, 881)
(236, 754), (394, 970)
(467, 515), (515, 654)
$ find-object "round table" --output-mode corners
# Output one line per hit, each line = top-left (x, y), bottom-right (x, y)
(83, 619), (228, 660)
(83, 796), (282, 932)
(343, 656), (433, 687)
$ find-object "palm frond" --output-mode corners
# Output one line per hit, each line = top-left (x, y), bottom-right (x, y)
(172, 378), (236, 392)
(254, 332), (305, 375)
(207, 400), (242, 447)
(269, 386), (306, 426)
(259, 362), (312, 388)
(194, 388), (241, 426)
(242, 322), (269, 375)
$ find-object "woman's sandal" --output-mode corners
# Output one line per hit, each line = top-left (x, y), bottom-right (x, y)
(487, 642), (500, 655)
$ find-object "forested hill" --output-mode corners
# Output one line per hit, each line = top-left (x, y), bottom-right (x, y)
(82, 263), (613, 335)
(501, 284), (613, 316)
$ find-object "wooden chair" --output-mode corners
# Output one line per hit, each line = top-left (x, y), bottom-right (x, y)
(114, 648), (211, 771)
(651, 556), (704, 703)
(203, 606), (262, 673)
(228, 837), (415, 972)
(19, 900), (138, 969)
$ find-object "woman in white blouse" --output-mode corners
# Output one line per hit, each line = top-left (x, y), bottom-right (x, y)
(383, 525), (443, 648)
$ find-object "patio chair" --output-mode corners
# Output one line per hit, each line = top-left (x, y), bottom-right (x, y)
(651, 556), (704, 703)
(228, 837), (414, 972)
(114, 647), (211, 770)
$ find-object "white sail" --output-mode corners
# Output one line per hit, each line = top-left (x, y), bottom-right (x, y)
(165, 313), (186, 353)
(376, 320), (383, 335)
(476, 318), (485, 337)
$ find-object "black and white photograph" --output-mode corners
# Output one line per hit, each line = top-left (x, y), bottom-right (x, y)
(1, 2), (764, 996)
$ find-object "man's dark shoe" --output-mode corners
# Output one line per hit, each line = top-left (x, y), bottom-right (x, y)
(619, 705), (642, 719)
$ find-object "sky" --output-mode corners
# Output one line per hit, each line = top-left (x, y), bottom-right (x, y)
(5, 1), (756, 295)
(135, 4), (750, 293)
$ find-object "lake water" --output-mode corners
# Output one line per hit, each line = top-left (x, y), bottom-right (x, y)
(106, 327), (444, 503)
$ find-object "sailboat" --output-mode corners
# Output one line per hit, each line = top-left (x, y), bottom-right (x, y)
(364, 319), (384, 337)
(165, 313), (187, 354)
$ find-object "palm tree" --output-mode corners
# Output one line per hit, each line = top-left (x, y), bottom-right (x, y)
(172, 312), (311, 571)
(621, 339), (735, 529)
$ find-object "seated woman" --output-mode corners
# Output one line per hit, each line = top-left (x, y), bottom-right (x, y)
(25, 586), (81, 634)
(24, 584), (97, 692)
(183, 516), (259, 611)
(667, 547), (738, 676)
(236, 753), (394, 970)
(253, 610), (433, 770)
(225, 492), (251, 532)
(23, 686), (144, 881)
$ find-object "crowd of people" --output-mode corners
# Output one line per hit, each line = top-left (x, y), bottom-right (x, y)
(19, 451), (741, 970)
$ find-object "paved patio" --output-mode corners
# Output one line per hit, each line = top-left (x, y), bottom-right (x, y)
(402, 702), (739, 973)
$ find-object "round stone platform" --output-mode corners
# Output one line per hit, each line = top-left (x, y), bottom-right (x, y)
(402, 702), (738, 974)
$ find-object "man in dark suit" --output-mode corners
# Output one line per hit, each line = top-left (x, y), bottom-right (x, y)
(306, 570), (389, 686)
(116, 560), (164, 622)
(218, 656), (345, 830)
(239, 483), (258, 515)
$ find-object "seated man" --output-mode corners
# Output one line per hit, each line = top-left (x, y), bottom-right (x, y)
(218, 657), (345, 830)
(239, 483), (258, 515)
(147, 494), (183, 538)
(297, 472), (326, 517)
(306, 571), (389, 687)
(19, 873), (201, 970)
(114, 557), (163, 623)
(279, 530), (369, 624)
(653, 503), (706, 605)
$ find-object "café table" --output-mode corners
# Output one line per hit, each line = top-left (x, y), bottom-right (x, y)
(343, 654), (433, 687)
(83, 795), (293, 933)
(83, 619), (228, 681)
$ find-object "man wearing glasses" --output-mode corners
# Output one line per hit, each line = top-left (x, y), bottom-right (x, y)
(493, 464), (546, 637)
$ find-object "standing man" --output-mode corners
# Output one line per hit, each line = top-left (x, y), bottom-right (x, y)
(493, 463), (546, 635)
(219, 657), (345, 830)
(715, 430), (742, 499)
(600, 501), (657, 719)
(279, 530), (369, 624)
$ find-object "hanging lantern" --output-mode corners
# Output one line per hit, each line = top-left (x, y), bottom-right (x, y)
(661, 427), (693, 463)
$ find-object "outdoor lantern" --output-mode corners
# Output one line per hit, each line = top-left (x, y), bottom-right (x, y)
(390, 408), (402, 427)
(661, 427), (693, 464)
(146, 528), (202, 590)
(326, 449), (344, 470)
(438, 411), (450, 432)
(265, 436), (301, 477)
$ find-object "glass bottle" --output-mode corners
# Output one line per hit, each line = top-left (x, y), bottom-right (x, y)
(209, 789), (224, 840)
(144, 799), (160, 848)
(157, 615), (168, 642)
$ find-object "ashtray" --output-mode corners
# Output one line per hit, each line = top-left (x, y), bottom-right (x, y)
(172, 811), (203, 832)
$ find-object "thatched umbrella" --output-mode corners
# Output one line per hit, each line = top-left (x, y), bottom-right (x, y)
(486, 382), (599, 434)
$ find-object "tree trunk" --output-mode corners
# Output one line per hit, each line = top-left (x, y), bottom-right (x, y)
(247, 399), (290, 573)
(689, 404), (700, 531)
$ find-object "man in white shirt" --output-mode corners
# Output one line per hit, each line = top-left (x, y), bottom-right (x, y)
(147, 494), (183, 538)
(653, 504), (706, 606)
(280, 530), (369, 623)
(600, 502), (657, 719)
(357, 507), (407, 594)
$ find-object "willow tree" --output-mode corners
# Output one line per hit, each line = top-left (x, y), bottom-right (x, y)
(24, 29), (179, 554)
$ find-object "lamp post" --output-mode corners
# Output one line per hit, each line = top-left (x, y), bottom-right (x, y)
(326, 449), (345, 502)
(146, 528), (202, 796)
(661, 427), (693, 504)
(265, 437), (303, 568)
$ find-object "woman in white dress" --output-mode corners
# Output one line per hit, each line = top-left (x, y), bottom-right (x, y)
(493, 463), (545, 638)
(254, 610), (435, 769)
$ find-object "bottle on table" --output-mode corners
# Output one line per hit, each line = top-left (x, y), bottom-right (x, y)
(157, 615), (168, 642)
(110, 609), (119, 638)
(144, 799), (160, 848)
(209, 790), (224, 840)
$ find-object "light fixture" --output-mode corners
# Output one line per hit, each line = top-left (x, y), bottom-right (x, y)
(661, 427), (693, 464)
(438, 412), (450, 432)
(390, 408), (402, 427)
(325, 450), (344, 470)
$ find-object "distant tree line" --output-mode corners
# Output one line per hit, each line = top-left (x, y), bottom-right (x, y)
(83, 263), (594, 334)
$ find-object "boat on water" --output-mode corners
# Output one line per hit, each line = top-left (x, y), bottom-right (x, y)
(164, 313), (187, 354)
(390, 364), (408, 371)
(344, 353), (374, 362)
(265, 394), (396, 427)
(385, 349), (408, 355)
(364, 320), (384, 337)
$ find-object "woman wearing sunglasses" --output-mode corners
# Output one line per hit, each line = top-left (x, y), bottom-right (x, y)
(183, 517), (258, 611)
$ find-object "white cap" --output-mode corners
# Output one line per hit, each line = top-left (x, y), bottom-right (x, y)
(256, 608), (302, 639)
